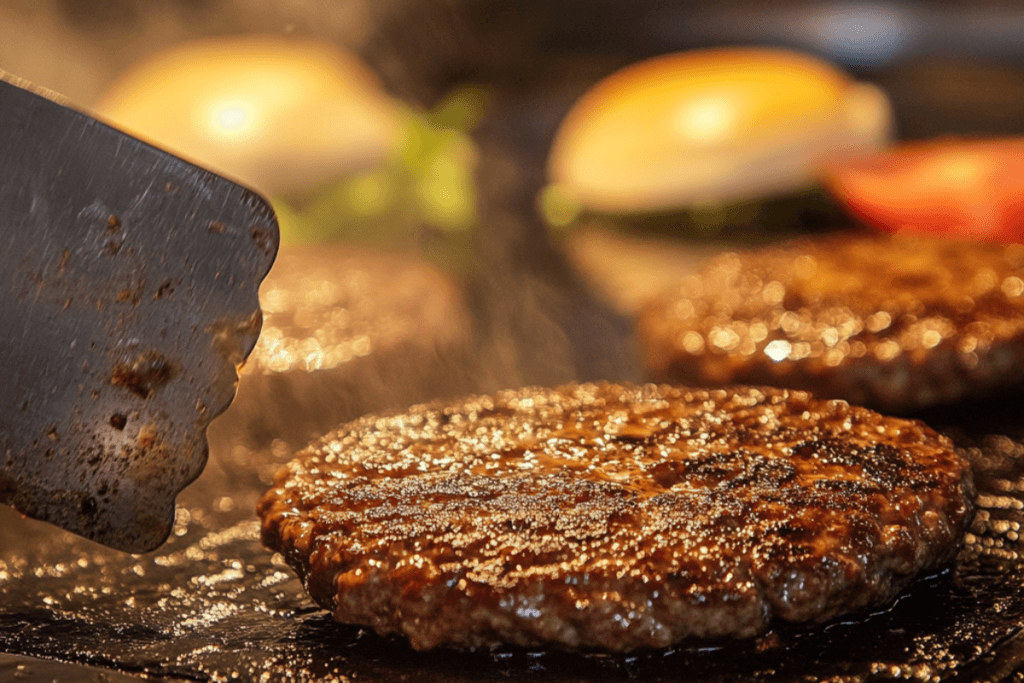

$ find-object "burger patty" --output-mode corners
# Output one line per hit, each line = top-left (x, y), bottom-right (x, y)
(636, 232), (1024, 412)
(258, 382), (973, 652)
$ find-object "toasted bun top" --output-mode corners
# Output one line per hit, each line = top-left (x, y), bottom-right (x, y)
(95, 36), (406, 193)
(548, 47), (893, 213)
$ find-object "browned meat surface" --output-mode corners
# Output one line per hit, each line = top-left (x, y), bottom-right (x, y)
(258, 382), (973, 652)
(636, 232), (1024, 412)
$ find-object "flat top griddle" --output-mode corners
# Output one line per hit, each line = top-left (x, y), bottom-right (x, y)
(0, 390), (1021, 683)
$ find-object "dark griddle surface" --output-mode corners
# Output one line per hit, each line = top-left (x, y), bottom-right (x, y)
(0, 395), (1021, 682)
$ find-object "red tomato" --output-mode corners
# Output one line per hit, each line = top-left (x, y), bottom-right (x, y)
(822, 138), (1024, 242)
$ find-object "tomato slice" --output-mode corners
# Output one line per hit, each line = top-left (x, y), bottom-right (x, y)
(822, 138), (1024, 242)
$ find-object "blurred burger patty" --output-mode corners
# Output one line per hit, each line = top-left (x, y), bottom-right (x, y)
(637, 232), (1024, 412)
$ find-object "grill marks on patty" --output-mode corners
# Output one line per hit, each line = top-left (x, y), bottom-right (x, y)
(258, 383), (973, 652)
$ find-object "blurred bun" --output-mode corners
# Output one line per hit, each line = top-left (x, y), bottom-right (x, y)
(548, 47), (893, 213)
(95, 36), (406, 193)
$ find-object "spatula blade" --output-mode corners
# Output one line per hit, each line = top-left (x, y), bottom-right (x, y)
(0, 74), (278, 553)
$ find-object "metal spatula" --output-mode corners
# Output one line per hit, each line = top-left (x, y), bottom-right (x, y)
(0, 72), (278, 553)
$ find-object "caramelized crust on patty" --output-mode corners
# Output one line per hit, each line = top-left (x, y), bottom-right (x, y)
(637, 233), (1024, 412)
(258, 383), (973, 652)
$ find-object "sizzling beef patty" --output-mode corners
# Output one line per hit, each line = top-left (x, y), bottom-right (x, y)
(258, 383), (973, 652)
(636, 233), (1024, 412)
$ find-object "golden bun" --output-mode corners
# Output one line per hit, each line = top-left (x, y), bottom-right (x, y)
(94, 36), (406, 193)
(548, 47), (893, 213)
